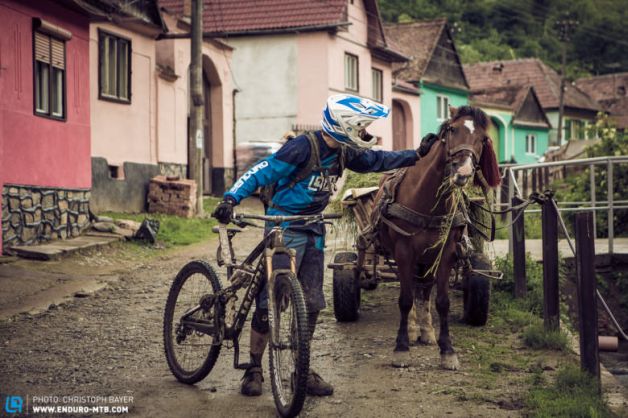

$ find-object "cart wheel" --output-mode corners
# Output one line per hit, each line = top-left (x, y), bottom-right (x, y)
(463, 253), (491, 326)
(332, 252), (360, 322)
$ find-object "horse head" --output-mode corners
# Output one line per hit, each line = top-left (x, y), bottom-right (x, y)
(438, 106), (501, 188)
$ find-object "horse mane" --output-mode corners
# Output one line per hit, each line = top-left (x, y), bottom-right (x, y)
(437, 106), (500, 188)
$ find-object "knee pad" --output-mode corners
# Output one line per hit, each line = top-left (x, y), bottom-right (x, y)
(251, 308), (269, 334)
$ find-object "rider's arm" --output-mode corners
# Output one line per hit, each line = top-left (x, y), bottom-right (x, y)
(344, 147), (418, 173)
(224, 137), (310, 204)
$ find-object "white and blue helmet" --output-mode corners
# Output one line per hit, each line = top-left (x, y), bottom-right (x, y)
(321, 94), (390, 148)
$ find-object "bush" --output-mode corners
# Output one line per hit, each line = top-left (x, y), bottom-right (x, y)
(554, 113), (628, 238)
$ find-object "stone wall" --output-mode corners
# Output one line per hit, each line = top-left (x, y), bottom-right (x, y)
(2, 185), (91, 249)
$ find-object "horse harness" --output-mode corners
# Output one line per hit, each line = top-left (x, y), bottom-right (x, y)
(368, 122), (490, 241)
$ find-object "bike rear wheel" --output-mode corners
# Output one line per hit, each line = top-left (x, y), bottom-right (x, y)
(268, 273), (310, 418)
(163, 260), (223, 384)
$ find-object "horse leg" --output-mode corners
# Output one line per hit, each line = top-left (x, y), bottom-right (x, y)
(392, 259), (415, 368)
(435, 264), (459, 370)
(408, 304), (418, 343)
(415, 280), (437, 345)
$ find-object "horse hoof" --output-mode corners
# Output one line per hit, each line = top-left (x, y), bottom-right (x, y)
(440, 353), (460, 370)
(392, 351), (411, 368)
(408, 329), (419, 342)
(418, 330), (437, 345)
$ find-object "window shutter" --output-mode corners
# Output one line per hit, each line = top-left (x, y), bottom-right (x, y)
(51, 38), (64, 69)
(34, 32), (51, 63)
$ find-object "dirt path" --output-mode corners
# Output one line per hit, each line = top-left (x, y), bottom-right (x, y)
(1, 201), (558, 417)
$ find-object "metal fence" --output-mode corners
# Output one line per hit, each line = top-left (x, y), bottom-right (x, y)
(499, 156), (628, 255)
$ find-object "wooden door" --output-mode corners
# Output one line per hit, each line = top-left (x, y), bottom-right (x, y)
(392, 101), (406, 150)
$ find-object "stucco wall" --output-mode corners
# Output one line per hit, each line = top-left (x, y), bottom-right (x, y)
(513, 125), (549, 164)
(228, 35), (298, 143)
(90, 22), (157, 167)
(420, 83), (469, 138)
(296, 32), (329, 127)
(1, 0), (92, 253)
(483, 108), (513, 162)
(327, 2), (394, 148)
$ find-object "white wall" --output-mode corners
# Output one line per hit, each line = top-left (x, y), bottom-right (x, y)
(228, 35), (298, 143)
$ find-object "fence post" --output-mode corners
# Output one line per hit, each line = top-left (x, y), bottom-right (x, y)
(590, 164), (596, 239)
(575, 211), (600, 388)
(512, 196), (527, 298)
(501, 168), (511, 222)
(607, 161), (614, 255)
(541, 192), (560, 331)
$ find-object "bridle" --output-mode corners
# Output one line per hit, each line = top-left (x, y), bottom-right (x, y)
(439, 121), (483, 180)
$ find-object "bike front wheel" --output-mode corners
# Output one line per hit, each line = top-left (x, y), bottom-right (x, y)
(163, 260), (223, 384)
(268, 273), (310, 418)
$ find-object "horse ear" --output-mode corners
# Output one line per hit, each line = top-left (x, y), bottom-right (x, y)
(475, 137), (501, 188)
(448, 105), (458, 119)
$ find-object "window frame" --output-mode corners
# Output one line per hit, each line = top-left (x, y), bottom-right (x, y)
(371, 67), (383, 103)
(32, 30), (66, 121)
(436, 94), (449, 120)
(525, 133), (537, 155)
(344, 52), (359, 92)
(98, 28), (132, 104)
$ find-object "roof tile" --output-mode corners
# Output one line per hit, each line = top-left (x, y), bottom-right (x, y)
(464, 58), (600, 112)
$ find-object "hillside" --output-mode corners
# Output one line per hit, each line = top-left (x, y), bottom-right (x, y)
(378, 0), (628, 78)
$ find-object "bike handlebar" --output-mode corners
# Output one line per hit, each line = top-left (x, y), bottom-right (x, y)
(233, 213), (342, 224)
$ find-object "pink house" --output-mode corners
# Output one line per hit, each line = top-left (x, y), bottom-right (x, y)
(160, 0), (415, 155)
(89, 1), (235, 213)
(0, 0), (99, 253)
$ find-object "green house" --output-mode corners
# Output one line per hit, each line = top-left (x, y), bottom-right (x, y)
(384, 19), (470, 138)
(469, 85), (551, 164)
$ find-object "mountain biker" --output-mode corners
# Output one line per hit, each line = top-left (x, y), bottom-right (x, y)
(213, 94), (438, 397)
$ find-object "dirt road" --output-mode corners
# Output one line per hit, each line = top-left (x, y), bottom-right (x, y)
(0, 203), (539, 417)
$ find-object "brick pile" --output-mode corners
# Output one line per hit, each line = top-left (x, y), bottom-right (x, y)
(147, 176), (197, 218)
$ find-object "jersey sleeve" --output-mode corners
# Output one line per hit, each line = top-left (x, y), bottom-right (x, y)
(344, 147), (418, 173)
(224, 136), (311, 203)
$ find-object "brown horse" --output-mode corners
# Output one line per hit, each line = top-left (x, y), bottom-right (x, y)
(376, 106), (501, 369)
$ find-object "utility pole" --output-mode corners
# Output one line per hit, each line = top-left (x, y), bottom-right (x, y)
(189, 0), (204, 215)
(554, 14), (579, 146)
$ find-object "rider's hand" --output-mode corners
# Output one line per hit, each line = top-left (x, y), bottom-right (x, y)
(212, 196), (236, 224)
(416, 133), (439, 159)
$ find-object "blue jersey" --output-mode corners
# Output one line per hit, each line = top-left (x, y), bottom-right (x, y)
(225, 131), (417, 222)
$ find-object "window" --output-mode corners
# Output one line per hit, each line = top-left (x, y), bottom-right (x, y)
(99, 30), (131, 102)
(526, 134), (537, 154)
(437, 95), (449, 120)
(34, 31), (65, 119)
(567, 119), (586, 140)
(344, 53), (358, 92)
(372, 68), (383, 102)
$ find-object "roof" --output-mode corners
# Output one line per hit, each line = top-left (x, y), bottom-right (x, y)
(576, 73), (628, 129)
(160, 0), (346, 33)
(464, 58), (601, 112)
(159, 0), (406, 61)
(383, 19), (446, 83)
(470, 85), (529, 111)
(470, 85), (551, 128)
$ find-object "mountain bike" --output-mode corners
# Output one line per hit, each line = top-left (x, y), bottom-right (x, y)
(163, 212), (341, 418)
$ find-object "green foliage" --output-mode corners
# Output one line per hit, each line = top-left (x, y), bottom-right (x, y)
(494, 254), (544, 314)
(103, 197), (220, 247)
(526, 364), (611, 417)
(378, 0), (628, 75)
(494, 212), (543, 240)
(522, 322), (570, 351)
(554, 113), (628, 237)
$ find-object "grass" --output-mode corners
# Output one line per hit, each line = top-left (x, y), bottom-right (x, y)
(526, 364), (612, 418)
(100, 196), (221, 247)
(522, 323), (570, 351)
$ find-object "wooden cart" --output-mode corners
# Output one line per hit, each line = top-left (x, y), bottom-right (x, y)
(328, 187), (496, 325)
